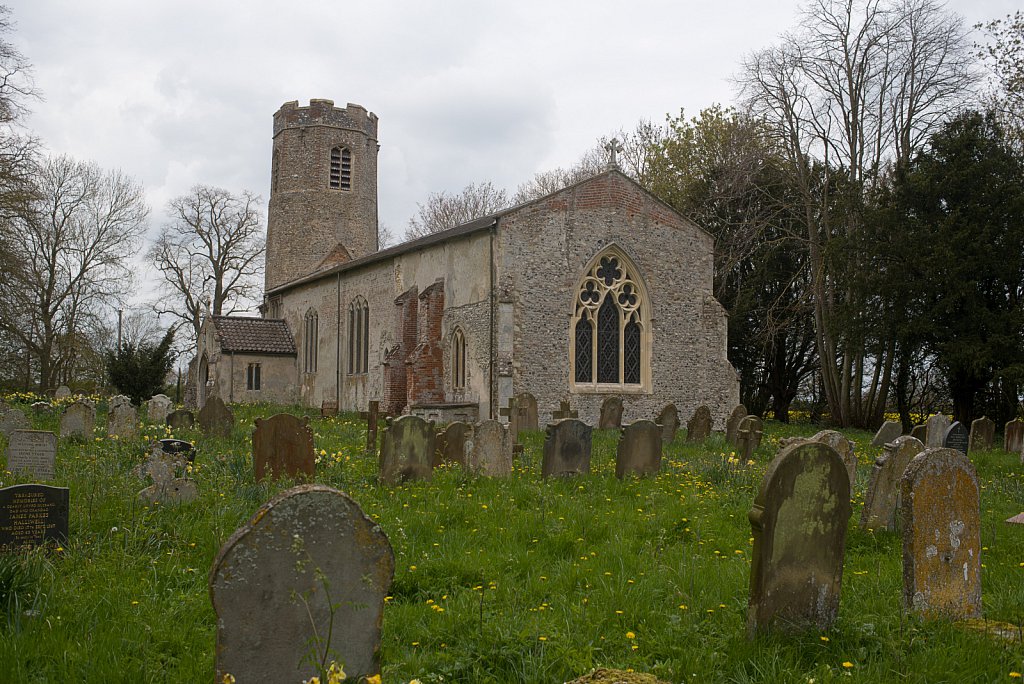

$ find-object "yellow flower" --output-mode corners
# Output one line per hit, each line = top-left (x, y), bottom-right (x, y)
(842, 662), (854, 669)
(820, 636), (829, 642)
(305, 678), (320, 684)
(327, 662), (346, 684)
(1011, 674), (1022, 679)
(366, 676), (383, 684)
(221, 675), (236, 684)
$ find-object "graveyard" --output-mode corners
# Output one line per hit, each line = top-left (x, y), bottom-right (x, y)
(0, 394), (1023, 682)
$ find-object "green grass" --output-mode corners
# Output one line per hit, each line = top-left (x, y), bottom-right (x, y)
(0, 399), (1022, 683)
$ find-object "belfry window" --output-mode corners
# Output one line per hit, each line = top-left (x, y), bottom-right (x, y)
(304, 309), (318, 373)
(451, 327), (466, 390)
(571, 250), (650, 390)
(348, 296), (369, 374)
(329, 146), (352, 191)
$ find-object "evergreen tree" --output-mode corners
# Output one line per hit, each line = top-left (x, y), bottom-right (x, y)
(106, 326), (177, 404)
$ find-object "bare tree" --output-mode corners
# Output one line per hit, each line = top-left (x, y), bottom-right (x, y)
(405, 181), (509, 240)
(377, 220), (398, 249)
(0, 155), (148, 390)
(149, 185), (265, 345)
(976, 11), (1024, 145)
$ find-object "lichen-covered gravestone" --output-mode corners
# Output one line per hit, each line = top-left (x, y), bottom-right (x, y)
(198, 395), (234, 438)
(925, 414), (950, 448)
(725, 404), (747, 446)
(810, 430), (857, 489)
(860, 435), (925, 531)
(166, 409), (195, 431)
(7, 430), (58, 480)
(655, 403), (680, 444)
(147, 394), (173, 424)
(968, 416), (994, 452)
(542, 419), (593, 478)
(137, 443), (197, 505)
(615, 420), (662, 479)
(747, 441), (851, 637)
(252, 414), (315, 482)
(736, 415), (763, 461)
(598, 396), (624, 429)
(60, 400), (95, 440)
(1004, 419), (1024, 453)
(871, 421), (902, 447)
(110, 394), (133, 411)
(515, 392), (539, 431)
(210, 485), (394, 683)
(900, 447), (981, 620)
(466, 419), (513, 477)
(0, 408), (29, 438)
(434, 421), (470, 468)
(942, 421), (969, 456)
(685, 405), (711, 443)
(379, 414), (435, 485)
(107, 401), (138, 439)
(54, 385), (71, 400)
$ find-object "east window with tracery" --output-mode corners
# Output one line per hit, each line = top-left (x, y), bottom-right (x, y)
(571, 250), (649, 390)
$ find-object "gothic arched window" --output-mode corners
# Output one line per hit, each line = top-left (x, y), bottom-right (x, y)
(304, 309), (318, 374)
(451, 327), (466, 390)
(571, 249), (650, 390)
(329, 146), (352, 191)
(348, 296), (369, 374)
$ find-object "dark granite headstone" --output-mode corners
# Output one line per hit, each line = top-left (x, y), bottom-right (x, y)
(968, 416), (994, 452)
(685, 405), (712, 443)
(252, 414), (315, 482)
(655, 403), (680, 444)
(542, 419), (592, 478)
(860, 435), (925, 531)
(942, 421), (969, 456)
(598, 396), (624, 429)
(379, 415), (435, 485)
(198, 395), (234, 438)
(0, 484), (69, 552)
(615, 420), (662, 479)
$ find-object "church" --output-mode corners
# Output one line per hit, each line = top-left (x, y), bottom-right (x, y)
(192, 98), (739, 427)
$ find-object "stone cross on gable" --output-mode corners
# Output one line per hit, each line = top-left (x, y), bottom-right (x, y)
(605, 138), (623, 170)
(552, 400), (578, 421)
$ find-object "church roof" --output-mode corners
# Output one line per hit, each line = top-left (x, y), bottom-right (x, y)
(212, 316), (297, 355)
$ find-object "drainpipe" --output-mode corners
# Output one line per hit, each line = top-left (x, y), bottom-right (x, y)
(229, 351), (234, 402)
(489, 221), (496, 419)
(336, 271), (342, 411)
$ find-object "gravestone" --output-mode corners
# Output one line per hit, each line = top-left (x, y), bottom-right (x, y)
(166, 409), (195, 430)
(598, 396), (624, 429)
(147, 394), (173, 424)
(0, 408), (29, 437)
(466, 420), (513, 477)
(747, 441), (851, 637)
(552, 400), (578, 421)
(252, 414), (315, 482)
(109, 394), (133, 411)
(910, 424), (927, 442)
(860, 435), (925, 531)
(320, 399), (338, 417)
(725, 404), (747, 446)
(900, 448), (981, 620)
(871, 421), (902, 447)
(210, 485), (394, 683)
(1006, 512), (1024, 525)
(31, 401), (51, 414)
(925, 414), (950, 448)
(198, 395), (234, 438)
(655, 403), (680, 444)
(498, 397), (520, 442)
(968, 416), (994, 452)
(379, 415), (435, 485)
(7, 430), (57, 480)
(136, 443), (197, 505)
(54, 385), (71, 400)
(361, 400), (380, 452)
(811, 430), (857, 489)
(159, 438), (196, 463)
(736, 415), (763, 461)
(60, 400), (95, 440)
(615, 420), (662, 479)
(107, 401), (138, 439)
(942, 421), (969, 456)
(435, 421), (470, 468)
(685, 405), (711, 443)
(515, 392), (539, 431)
(542, 419), (592, 478)
(1004, 419), (1024, 453)
(0, 484), (69, 552)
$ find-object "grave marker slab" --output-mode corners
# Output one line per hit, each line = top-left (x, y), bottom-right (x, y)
(515, 392), (539, 431)
(655, 403), (680, 444)
(725, 404), (747, 446)
(252, 414), (315, 482)
(0, 408), (29, 437)
(542, 419), (592, 478)
(107, 401), (138, 439)
(136, 443), (197, 505)
(109, 394), (133, 411)
(925, 414), (950, 448)
(60, 400), (95, 440)
(379, 415), (435, 485)
(860, 435), (925, 531)
(54, 385), (71, 400)
(910, 424), (928, 442)
(747, 442), (851, 636)
(198, 395), (234, 438)
(685, 405), (711, 443)
(210, 485), (394, 683)
(615, 420), (662, 479)
(466, 420), (513, 477)
(942, 421), (969, 456)
(811, 430), (857, 489)
(320, 399), (338, 417)
(435, 421), (470, 468)
(736, 415), (763, 461)
(147, 394), (173, 424)
(598, 396), (624, 429)
(552, 400), (578, 421)
(166, 409), (195, 430)
(968, 416), (994, 452)
(360, 400), (380, 452)
(900, 447), (981, 619)
(0, 484), (69, 552)
(871, 421), (903, 447)
(7, 430), (57, 480)
(1004, 419), (1024, 453)
(1004, 512), (1024, 525)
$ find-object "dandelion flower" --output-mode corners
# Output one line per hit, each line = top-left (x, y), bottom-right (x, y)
(842, 662), (854, 669)
(626, 631), (636, 639)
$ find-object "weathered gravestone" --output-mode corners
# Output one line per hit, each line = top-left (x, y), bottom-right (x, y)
(942, 421), (969, 456)
(598, 396), (624, 429)
(6, 430), (57, 480)
(810, 430), (857, 489)
(320, 399), (338, 417)
(147, 394), (173, 424)
(900, 448), (981, 619)
(136, 443), (197, 505)
(1005, 512), (1024, 525)
(725, 404), (747, 446)
(107, 401), (138, 439)
(197, 395), (234, 438)
(60, 400), (95, 440)
(110, 394), (133, 411)
(542, 419), (592, 478)
(655, 403), (680, 444)
(0, 408), (29, 437)
(31, 401), (51, 414)
(925, 414), (950, 448)
(515, 392), (539, 431)
(53, 385), (71, 400)
(360, 400), (380, 453)
(747, 441), (851, 636)
(166, 409), (195, 431)
(210, 485), (394, 683)
(969, 416), (995, 452)
(0, 484), (69, 552)
(871, 421), (903, 447)
(435, 421), (470, 468)
(736, 415), (763, 461)
(1004, 419), (1024, 453)
(910, 424), (928, 442)
(379, 415), (435, 485)
(615, 420), (662, 479)
(686, 405), (712, 443)
(860, 435), (925, 531)
(466, 420), (513, 477)
(552, 400), (578, 421)
(252, 414), (315, 482)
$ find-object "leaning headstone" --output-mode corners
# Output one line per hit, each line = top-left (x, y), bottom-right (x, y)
(0, 408), (30, 437)
(725, 404), (747, 446)
(968, 416), (994, 453)
(925, 414), (950, 448)
(197, 395), (234, 438)
(747, 441), (851, 637)
(7, 430), (58, 480)
(136, 443), (197, 505)
(146, 394), (173, 424)
(860, 436), (925, 531)
(1004, 419), (1024, 453)
(0, 484), (69, 552)
(542, 419), (593, 478)
(685, 405), (711, 443)
(210, 485), (394, 683)
(910, 424), (927, 442)
(811, 430), (857, 489)
(615, 420), (662, 479)
(252, 414), (315, 482)
(900, 448), (981, 620)
(598, 396), (624, 429)
(53, 385), (71, 400)
(655, 403), (680, 444)
(166, 409), (195, 430)
(435, 421), (470, 468)
(736, 415), (763, 461)
(379, 415), (435, 485)
(871, 421), (902, 447)
(466, 420), (513, 477)
(1006, 512), (1024, 525)
(107, 401), (138, 439)
(515, 392), (539, 431)
(60, 400), (95, 440)
(942, 421), (969, 456)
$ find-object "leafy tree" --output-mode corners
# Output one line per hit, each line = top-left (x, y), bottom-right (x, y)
(405, 181), (509, 239)
(106, 326), (177, 404)
(976, 11), (1024, 146)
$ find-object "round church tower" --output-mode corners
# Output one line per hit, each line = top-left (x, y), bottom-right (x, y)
(265, 99), (379, 291)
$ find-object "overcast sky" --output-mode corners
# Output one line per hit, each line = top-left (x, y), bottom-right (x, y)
(8, 0), (1018, 312)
